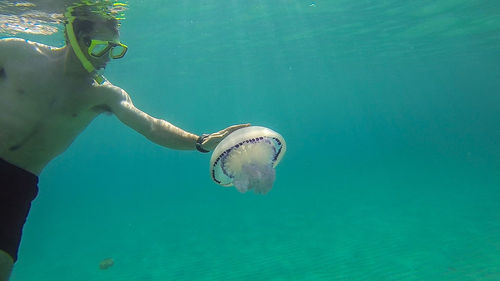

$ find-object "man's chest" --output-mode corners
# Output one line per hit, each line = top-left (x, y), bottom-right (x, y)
(0, 63), (102, 117)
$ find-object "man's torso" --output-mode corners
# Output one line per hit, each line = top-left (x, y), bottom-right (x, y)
(0, 38), (111, 175)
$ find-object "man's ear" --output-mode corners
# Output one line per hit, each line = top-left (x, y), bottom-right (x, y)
(83, 36), (91, 47)
(77, 33), (91, 47)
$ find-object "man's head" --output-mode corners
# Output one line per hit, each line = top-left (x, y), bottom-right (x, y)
(72, 17), (123, 69)
(64, 4), (127, 78)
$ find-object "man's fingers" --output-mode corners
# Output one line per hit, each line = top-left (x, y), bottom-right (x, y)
(230, 123), (251, 130)
(207, 133), (223, 139)
(225, 123), (251, 134)
(205, 124), (251, 142)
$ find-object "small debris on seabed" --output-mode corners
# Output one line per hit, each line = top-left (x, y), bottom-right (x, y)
(99, 258), (114, 270)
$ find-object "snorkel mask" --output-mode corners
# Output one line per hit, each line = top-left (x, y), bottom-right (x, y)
(87, 39), (127, 58)
(64, 5), (127, 84)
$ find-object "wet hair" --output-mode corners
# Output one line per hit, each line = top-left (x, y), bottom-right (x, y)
(73, 18), (118, 35)
(72, 17), (119, 39)
(64, 4), (120, 43)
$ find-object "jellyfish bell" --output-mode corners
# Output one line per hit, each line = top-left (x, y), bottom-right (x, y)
(210, 126), (286, 194)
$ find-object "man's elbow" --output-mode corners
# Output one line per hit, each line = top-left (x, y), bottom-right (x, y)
(145, 119), (166, 144)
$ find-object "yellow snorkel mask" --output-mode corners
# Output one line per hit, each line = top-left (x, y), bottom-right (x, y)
(88, 39), (127, 58)
(64, 4), (128, 84)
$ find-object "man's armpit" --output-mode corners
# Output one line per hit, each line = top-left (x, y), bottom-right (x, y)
(92, 104), (113, 115)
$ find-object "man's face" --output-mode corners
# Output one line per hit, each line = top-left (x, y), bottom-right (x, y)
(78, 23), (119, 70)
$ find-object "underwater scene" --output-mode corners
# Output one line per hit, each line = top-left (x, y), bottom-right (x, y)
(1, 0), (499, 280)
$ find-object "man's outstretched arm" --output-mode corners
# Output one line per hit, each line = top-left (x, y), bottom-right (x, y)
(100, 83), (249, 151)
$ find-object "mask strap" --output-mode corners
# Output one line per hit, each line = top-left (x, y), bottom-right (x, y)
(65, 7), (105, 84)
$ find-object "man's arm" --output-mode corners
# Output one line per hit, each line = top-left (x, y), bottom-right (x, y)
(100, 82), (199, 150)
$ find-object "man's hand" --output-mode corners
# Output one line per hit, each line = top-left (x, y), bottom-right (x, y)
(201, 124), (251, 151)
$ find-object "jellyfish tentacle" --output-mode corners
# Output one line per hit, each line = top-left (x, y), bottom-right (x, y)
(233, 172), (250, 193)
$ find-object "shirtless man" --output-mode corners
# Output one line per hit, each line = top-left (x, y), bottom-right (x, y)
(0, 6), (248, 280)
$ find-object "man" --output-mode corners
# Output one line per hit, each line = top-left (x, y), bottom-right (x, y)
(0, 5), (248, 280)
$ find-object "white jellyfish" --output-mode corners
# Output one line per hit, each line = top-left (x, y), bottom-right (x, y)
(210, 126), (286, 194)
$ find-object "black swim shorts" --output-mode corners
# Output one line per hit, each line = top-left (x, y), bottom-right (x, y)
(0, 158), (38, 262)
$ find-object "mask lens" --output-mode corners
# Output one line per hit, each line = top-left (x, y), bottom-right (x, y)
(89, 42), (109, 57)
(110, 45), (127, 59)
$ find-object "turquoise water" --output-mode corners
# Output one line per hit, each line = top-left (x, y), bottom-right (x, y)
(2, 0), (500, 280)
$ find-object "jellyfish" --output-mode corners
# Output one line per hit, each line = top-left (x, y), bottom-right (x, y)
(210, 126), (286, 194)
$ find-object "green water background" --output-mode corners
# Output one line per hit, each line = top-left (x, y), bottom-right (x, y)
(5, 0), (500, 280)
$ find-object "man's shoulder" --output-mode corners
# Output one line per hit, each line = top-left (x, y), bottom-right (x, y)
(0, 38), (23, 53)
(95, 80), (129, 100)
(0, 37), (28, 45)
(0, 38), (58, 57)
(0, 37), (33, 49)
(92, 80), (132, 109)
